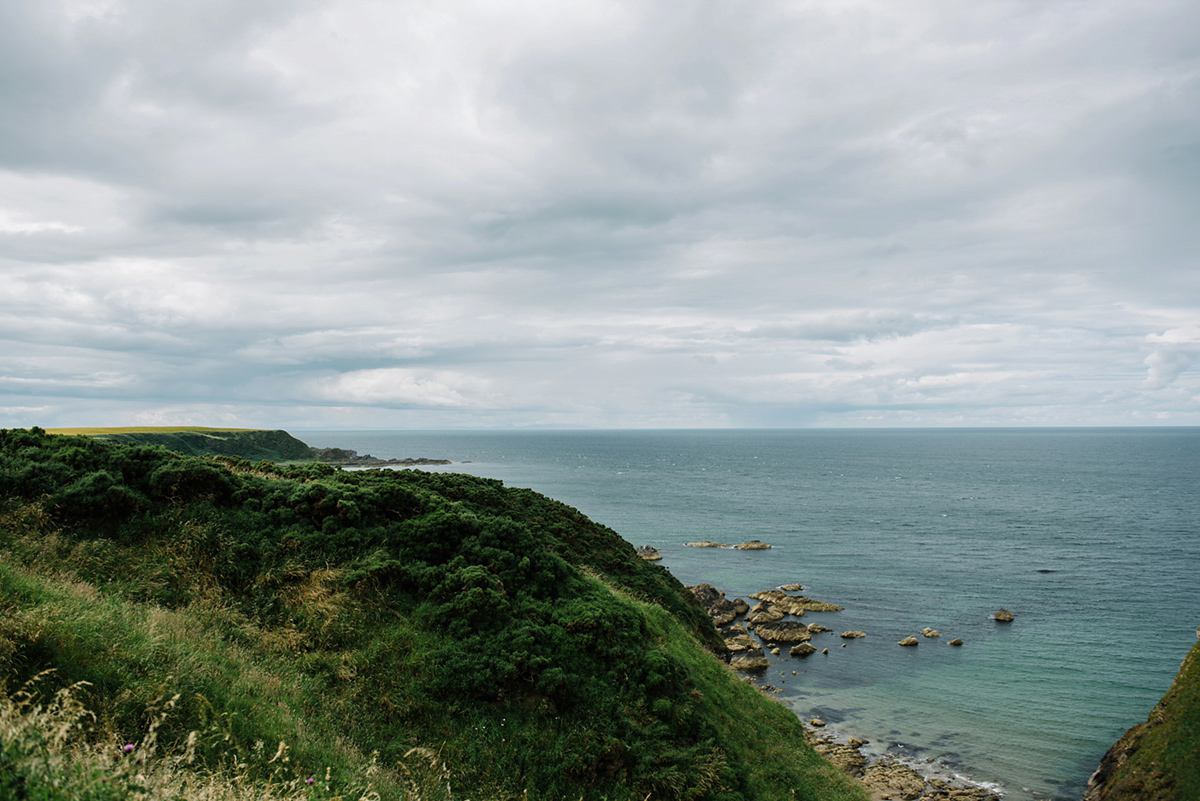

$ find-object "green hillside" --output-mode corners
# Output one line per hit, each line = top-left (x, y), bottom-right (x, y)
(0, 427), (864, 801)
(1084, 640), (1200, 801)
(47, 427), (318, 462)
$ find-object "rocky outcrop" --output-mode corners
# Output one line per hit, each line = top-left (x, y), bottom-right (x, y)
(749, 589), (843, 613)
(790, 643), (817, 657)
(804, 729), (1002, 801)
(745, 601), (785, 624)
(691, 583), (741, 626)
(993, 608), (1014, 622)
(730, 654), (770, 671)
(898, 636), (919, 647)
(948, 638), (964, 646)
(921, 627), (940, 638)
(684, 541), (730, 547)
(806, 623), (831, 633)
(840, 630), (866, 639)
(780, 583), (804, 591)
(754, 620), (812, 643)
(635, 545), (662, 561)
(733, 540), (772, 550)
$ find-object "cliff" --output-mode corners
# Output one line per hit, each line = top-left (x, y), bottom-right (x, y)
(1084, 640), (1200, 801)
(46, 427), (450, 466)
(0, 428), (865, 801)
(49, 426), (319, 461)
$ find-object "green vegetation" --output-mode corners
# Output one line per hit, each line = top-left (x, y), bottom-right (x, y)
(0, 427), (865, 801)
(1085, 641), (1200, 801)
(45, 427), (316, 462)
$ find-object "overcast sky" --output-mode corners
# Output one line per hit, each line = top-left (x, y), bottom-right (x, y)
(2, 0), (1199, 430)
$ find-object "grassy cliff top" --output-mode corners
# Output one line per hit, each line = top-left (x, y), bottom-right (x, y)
(0, 427), (865, 801)
(45, 426), (262, 435)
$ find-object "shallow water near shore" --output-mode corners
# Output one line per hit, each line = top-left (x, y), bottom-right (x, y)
(300, 428), (1200, 801)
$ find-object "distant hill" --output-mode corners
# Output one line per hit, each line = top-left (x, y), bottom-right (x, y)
(0, 427), (865, 801)
(44, 427), (449, 466)
(46, 427), (320, 462)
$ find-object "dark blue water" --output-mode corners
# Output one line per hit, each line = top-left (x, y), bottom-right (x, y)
(299, 428), (1200, 801)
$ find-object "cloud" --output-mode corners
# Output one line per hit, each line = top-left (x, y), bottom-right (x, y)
(1, 0), (1198, 428)
(307, 367), (491, 409)
(1144, 326), (1200, 389)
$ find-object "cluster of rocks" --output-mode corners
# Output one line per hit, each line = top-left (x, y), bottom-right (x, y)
(689, 582), (846, 670)
(311, 447), (451, 467)
(683, 540), (774, 549)
(805, 729), (1003, 801)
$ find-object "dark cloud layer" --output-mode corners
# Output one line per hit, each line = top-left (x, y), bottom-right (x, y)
(2, 0), (1198, 428)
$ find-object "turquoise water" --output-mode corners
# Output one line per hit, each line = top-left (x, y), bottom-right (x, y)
(300, 428), (1200, 801)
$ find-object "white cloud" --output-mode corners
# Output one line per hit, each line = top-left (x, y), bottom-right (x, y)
(1, 0), (1198, 428)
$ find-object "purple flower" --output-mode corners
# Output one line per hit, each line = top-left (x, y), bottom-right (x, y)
(306, 777), (315, 785)
(122, 744), (135, 754)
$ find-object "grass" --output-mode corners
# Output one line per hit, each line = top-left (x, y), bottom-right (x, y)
(44, 427), (261, 436)
(0, 427), (869, 801)
(1091, 641), (1200, 800)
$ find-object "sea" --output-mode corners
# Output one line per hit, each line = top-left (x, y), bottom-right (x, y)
(299, 428), (1200, 801)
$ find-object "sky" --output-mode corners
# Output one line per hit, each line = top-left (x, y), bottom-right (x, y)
(2, 0), (1199, 430)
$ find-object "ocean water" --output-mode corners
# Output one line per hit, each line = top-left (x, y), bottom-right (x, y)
(299, 428), (1200, 801)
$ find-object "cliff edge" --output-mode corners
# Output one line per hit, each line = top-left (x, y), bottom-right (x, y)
(1084, 640), (1200, 801)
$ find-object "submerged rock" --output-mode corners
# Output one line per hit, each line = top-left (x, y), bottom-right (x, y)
(780, 582), (805, 591)
(685, 540), (730, 548)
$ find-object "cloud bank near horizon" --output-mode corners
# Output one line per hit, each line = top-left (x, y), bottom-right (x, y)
(2, 0), (1199, 429)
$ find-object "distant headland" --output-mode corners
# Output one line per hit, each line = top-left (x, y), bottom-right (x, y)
(45, 426), (451, 466)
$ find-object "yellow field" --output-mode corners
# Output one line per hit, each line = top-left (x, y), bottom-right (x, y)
(45, 426), (261, 436)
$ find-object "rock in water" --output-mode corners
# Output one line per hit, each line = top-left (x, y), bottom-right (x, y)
(840, 630), (866, 639)
(898, 636), (919, 646)
(756, 620), (813, 643)
(730, 655), (770, 671)
(948, 638), (964, 646)
(746, 601), (785, 624)
(791, 643), (818, 657)
(921, 627), (940, 638)
(994, 608), (1015, 622)
(635, 545), (662, 561)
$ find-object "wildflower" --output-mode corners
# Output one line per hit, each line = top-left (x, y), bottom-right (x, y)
(123, 744), (135, 754)
(306, 777), (315, 785)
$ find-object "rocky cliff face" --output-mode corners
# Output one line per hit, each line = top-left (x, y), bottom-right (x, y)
(1084, 640), (1200, 801)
